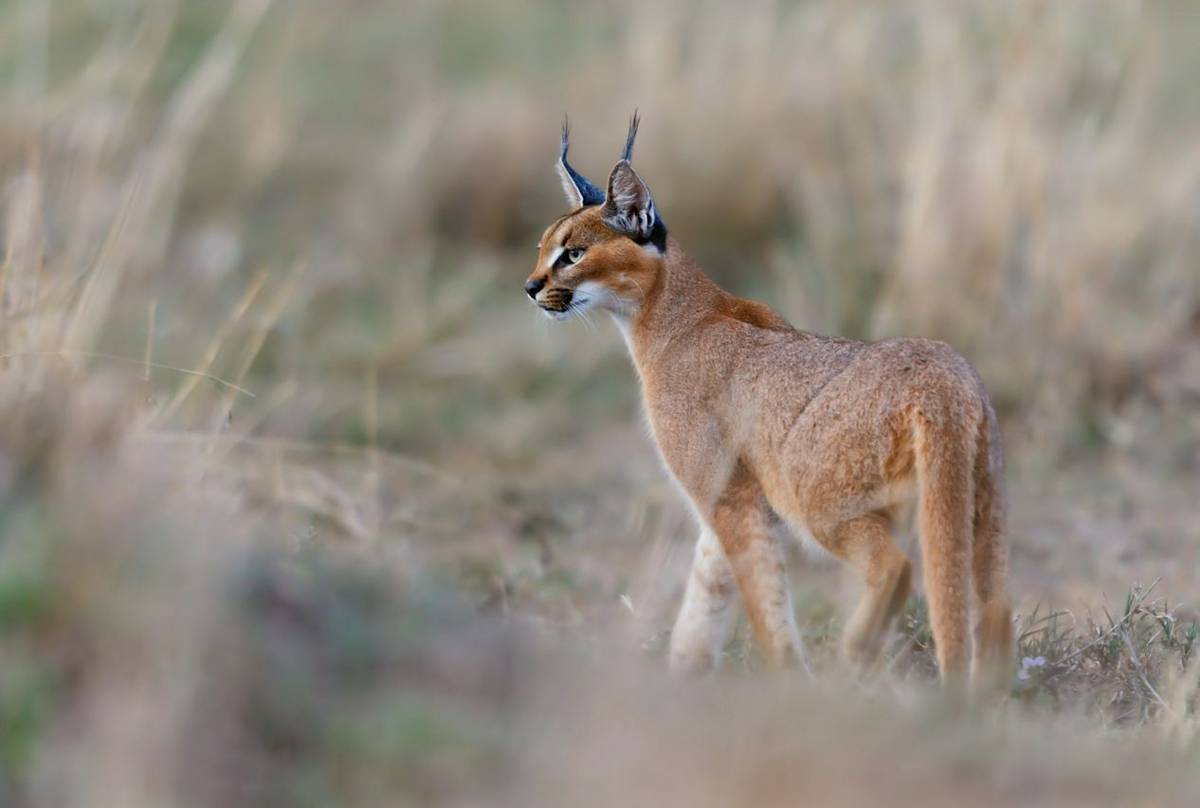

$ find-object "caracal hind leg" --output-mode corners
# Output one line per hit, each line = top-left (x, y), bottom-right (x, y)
(815, 512), (912, 671)
(913, 412), (975, 685)
(710, 469), (805, 670)
(669, 527), (737, 674)
(971, 449), (1013, 693)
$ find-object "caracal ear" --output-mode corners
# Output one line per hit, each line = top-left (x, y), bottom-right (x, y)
(602, 112), (658, 241)
(602, 159), (657, 241)
(556, 116), (605, 209)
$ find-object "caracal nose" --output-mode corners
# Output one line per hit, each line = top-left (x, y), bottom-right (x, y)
(524, 278), (545, 299)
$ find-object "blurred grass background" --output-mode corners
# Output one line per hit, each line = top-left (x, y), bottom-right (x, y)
(1, 0), (1200, 805)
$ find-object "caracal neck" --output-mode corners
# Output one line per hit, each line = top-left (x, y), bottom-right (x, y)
(621, 238), (724, 369)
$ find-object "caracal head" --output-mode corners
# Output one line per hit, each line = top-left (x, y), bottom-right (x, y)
(525, 113), (667, 322)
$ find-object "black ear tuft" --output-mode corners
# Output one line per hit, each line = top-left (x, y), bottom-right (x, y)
(556, 116), (605, 208)
(621, 110), (640, 163)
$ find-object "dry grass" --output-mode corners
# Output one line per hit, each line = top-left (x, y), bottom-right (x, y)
(1, 0), (1199, 805)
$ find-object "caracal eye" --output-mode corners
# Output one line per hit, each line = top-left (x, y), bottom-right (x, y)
(567, 247), (586, 264)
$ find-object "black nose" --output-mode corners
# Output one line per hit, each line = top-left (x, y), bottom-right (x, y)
(524, 278), (545, 300)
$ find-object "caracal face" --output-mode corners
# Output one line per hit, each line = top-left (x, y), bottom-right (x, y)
(525, 206), (660, 321)
(525, 114), (665, 323)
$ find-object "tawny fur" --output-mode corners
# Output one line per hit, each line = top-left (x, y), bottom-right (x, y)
(527, 142), (1013, 690)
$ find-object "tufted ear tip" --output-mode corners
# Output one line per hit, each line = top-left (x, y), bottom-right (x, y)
(621, 110), (640, 163)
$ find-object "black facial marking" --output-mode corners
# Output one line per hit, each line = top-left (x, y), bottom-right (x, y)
(635, 216), (668, 252)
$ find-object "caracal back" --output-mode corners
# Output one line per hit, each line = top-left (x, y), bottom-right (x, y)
(525, 114), (1013, 691)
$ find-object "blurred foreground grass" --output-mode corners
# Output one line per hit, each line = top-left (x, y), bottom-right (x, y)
(1, 0), (1200, 805)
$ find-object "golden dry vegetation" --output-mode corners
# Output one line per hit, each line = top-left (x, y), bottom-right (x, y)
(1, 1), (1199, 805)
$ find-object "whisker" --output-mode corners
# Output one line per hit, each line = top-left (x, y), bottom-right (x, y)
(627, 275), (647, 303)
(535, 306), (550, 359)
(570, 300), (595, 333)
